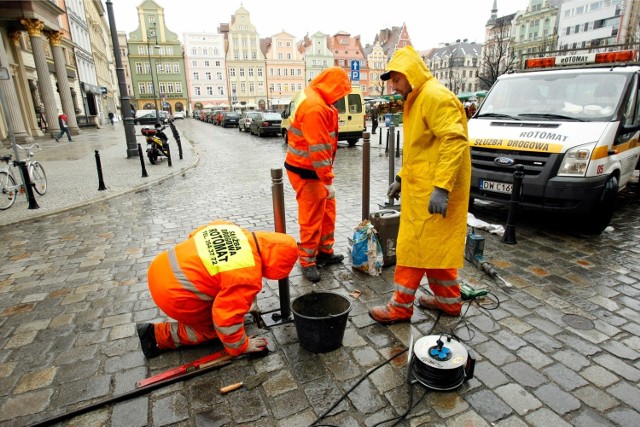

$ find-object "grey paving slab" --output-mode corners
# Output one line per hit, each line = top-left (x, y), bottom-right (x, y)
(2, 119), (640, 426)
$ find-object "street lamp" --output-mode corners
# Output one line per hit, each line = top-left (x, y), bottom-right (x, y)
(147, 24), (159, 120)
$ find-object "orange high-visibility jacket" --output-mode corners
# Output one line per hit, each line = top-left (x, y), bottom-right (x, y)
(157, 220), (297, 355)
(284, 67), (352, 185)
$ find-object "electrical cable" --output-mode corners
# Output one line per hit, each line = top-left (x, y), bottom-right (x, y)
(309, 348), (408, 426)
(310, 309), (443, 427)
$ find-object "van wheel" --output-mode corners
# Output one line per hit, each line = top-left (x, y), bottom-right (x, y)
(582, 175), (618, 234)
(347, 139), (358, 147)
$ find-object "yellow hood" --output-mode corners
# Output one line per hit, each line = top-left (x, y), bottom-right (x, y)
(382, 46), (433, 91)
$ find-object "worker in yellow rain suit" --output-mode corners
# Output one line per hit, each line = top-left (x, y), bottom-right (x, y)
(369, 46), (471, 323)
(136, 219), (298, 358)
(284, 66), (352, 282)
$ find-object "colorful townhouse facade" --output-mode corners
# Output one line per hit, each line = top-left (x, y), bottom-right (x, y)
(264, 31), (305, 111)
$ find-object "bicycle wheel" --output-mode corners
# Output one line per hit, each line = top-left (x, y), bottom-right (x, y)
(0, 171), (17, 210)
(29, 162), (47, 195)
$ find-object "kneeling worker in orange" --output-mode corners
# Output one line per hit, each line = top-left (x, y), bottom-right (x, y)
(369, 46), (471, 323)
(137, 219), (298, 358)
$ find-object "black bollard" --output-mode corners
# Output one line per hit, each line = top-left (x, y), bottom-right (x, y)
(396, 130), (400, 158)
(137, 143), (148, 178)
(176, 136), (183, 160)
(362, 132), (370, 220)
(95, 150), (107, 191)
(166, 145), (172, 167)
(501, 164), (524, 245)
(379, 129), (382, 145)
(16, 160), (39, 209)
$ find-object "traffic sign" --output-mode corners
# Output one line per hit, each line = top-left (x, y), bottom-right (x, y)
(350, 70), (360, 81)
(350, 60), (360, 72)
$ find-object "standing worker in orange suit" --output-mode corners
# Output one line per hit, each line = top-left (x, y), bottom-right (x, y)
(369, 46), (471, 323)
(136, 219), (298, 358)
(284, 67), (352, 282)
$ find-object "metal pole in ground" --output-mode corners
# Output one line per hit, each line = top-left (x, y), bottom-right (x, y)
(362, 132), (370, 220)
(263, 168), (291, 326)
(16, 161), (39, 209)
(396, 130), (401, 158)
(501, 164), (524, 244)
(95, 150), (107, 191)
(385, 125), (396, 208)
(137, 143), (148, 178)
(166, 145), (172, 167)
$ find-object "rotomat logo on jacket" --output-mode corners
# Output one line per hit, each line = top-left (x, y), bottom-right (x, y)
(194, 224), (255, 275)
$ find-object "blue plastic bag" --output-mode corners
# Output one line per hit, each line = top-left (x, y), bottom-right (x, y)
(351, 220), (383, 276)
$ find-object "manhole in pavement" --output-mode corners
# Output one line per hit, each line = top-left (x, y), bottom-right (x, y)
(562, 314), (594, 330)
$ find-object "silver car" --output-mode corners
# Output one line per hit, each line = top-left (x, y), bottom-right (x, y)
(238, 111), (259, 132)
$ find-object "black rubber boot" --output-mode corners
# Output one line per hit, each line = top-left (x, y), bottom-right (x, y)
(302, 265), (321, 282)
(316, 252), (344, 266)
(137, 323), (163, 358)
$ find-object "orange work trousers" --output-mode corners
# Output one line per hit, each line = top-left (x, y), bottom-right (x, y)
(388, 266), (462, 316)
(286, 171), (336, 267)
(147, 252), (218, 350)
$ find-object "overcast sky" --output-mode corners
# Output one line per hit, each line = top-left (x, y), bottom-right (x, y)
(106, 0), (525, 50)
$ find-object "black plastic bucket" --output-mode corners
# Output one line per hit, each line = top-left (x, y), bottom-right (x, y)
(291, 291), (352, 353)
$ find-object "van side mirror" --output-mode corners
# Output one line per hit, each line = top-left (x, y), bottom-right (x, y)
(622, 123), (640, 134)
(281, 111), (289, 119)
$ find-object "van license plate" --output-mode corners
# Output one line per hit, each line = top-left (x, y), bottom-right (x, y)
(479, 180), (513, 194)
(339, 121), (345, 126)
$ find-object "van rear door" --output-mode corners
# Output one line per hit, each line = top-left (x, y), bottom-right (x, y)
(334, 90), (365, 146)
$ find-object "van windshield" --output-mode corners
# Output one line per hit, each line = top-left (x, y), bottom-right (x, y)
(477, 72), (628, 121)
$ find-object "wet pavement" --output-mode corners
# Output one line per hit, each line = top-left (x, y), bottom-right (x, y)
(1, 119), (639, 427)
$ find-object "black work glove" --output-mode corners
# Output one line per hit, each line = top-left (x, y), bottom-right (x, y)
(387, 176), (401, 200)
(428, 187), (449, 217)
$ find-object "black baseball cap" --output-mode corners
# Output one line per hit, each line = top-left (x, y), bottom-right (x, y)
(380, 71), (391, 81)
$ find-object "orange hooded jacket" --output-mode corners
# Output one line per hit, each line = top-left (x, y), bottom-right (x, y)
(148, 220), (298, 355)
(284, 67), (352, 185)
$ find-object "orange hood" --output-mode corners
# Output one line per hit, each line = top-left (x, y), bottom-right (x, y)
(309, 66), (352, 105)
(254, 231), (298, 280)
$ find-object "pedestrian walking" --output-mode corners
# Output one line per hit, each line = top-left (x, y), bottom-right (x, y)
(369, 46), (471, 324)
(108, 111), (115, 125)
(136, 219), (298, 358)
(371, 105), (379, 134)
(283, 66), (352, 282)
(54, 113), (72, 142)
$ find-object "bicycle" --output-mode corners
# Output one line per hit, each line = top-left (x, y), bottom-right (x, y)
(0, 143), (47, 210)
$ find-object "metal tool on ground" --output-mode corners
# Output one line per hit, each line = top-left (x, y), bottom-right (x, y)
(219, 371), (268, 394)
(29, 350), (234, 427)
(136, 349), (232, 388)
(465, 228), (512, 287)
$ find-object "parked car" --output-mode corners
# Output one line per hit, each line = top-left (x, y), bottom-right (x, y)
(239, 111), (259, 132)
(173, 111), (185, 119)
(249, 112), (282, 137)
(220, 111), (240, 128)
(134, 111), (168, 126)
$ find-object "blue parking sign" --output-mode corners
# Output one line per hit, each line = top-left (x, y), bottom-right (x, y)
(351, 70), (360, 81)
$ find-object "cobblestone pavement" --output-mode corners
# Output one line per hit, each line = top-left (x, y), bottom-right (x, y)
(1, 119), (639, 427)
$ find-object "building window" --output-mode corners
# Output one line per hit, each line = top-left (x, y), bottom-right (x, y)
(191, 60), (197, 67)
(138, 82), (146, 94)
(195, 86), (200, 95)
(206, 72), (212, 80)
(248, 68), (254, 77)
(218, 86), (224, 95)
(206, 86), (213, 95)
(239, 68), (245, 77)
(204, 60), (210, 66)
(159, 82), (166, 93)
(229, 68), (236, 77)
(194, 72), (199, 80)
(136, 62), (143, 73)
(257, 67), (263, 77)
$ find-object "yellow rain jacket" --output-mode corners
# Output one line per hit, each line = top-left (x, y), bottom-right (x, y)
(386, 46), (471, 268)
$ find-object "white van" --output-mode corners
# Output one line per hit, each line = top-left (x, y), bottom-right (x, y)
(281, 87), (365, 146)
(468, 49), (640, 233)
